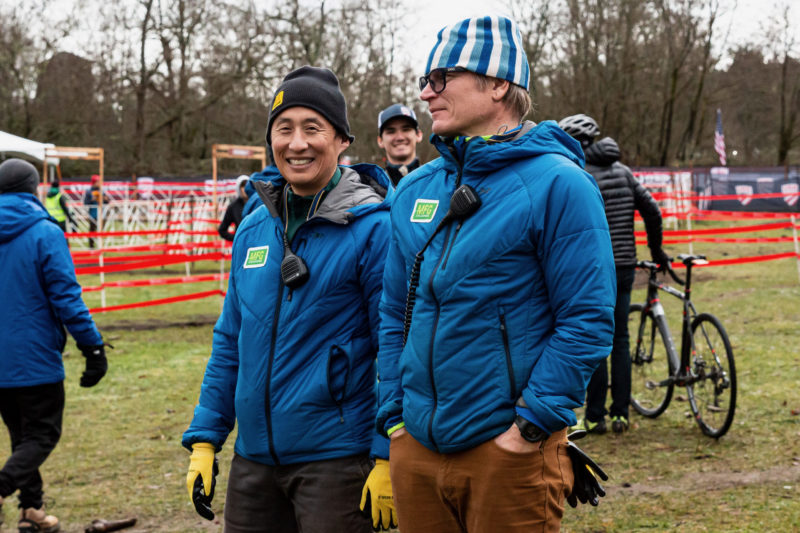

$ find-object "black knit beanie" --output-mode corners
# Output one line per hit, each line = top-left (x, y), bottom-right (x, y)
(0, 158), (39, 194)
(266, 66), (354, 146)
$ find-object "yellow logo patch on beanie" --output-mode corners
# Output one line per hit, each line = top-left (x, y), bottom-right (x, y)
(272, 91), (284, 111)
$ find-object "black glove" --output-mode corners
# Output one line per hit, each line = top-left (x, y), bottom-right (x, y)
(566, 430), (608, 507)
(651, 248), (671, 271)
(78, 343), (108, 387)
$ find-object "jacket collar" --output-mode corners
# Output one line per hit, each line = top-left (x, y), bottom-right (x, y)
(253, 164), (393, 225)
(431, 120), (585, 175)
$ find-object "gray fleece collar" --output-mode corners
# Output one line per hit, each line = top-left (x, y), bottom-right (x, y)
(253, 166), (385, 226)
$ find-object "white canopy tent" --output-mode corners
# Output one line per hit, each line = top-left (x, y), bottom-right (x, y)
(0, 131), (59, 176)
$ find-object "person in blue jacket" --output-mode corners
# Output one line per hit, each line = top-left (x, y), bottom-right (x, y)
(376, 16), (616, 532)
(0, 158), (107, 533)
(182, 67), (397, 533)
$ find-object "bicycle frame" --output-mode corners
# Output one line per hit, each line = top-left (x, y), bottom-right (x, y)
(641, 259), (707, 384)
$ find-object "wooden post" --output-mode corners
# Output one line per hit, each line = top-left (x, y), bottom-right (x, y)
(212, 147), (219, 224)
(210, 143), (267, 307)
(44, 146), (105, 307)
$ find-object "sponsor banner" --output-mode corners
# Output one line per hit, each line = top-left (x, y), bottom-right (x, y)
(735, 184), (753, 206)
(694, 170), (800, 212)
(783, 183), (799, 206)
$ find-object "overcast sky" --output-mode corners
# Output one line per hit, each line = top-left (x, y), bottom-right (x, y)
(41, 0), (800, 77)
(401, 0), (799, 72)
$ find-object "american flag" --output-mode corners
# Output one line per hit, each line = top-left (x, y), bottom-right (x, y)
(714, 108), (726, 166)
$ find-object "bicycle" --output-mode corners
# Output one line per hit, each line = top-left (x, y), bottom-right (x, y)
(629, 254), (737, 438)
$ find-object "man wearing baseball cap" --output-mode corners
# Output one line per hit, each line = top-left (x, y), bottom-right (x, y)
(376, 15), (616, 532)
(183, 66), (397, 533)
(377, 103), (423, 186)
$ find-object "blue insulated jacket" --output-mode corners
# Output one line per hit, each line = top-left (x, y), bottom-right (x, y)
(242, 165), (282, 219)
(377, 121), (616, 453)
(0, 193), (102, 387)
(183, 165), (393, 464)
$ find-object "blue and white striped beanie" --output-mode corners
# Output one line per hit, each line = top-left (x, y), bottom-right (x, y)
(425, 16), (530, 90)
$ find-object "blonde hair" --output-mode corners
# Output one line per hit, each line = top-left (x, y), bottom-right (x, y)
(474, 75), (532, 122)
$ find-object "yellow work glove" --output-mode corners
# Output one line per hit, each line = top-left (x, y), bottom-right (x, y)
(186, 442), (218, 520)
(359, 458), (397, 531)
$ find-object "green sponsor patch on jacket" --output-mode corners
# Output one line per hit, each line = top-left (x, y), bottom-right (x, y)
(244, 246), (269, 268)
(410, 199), (439, 222)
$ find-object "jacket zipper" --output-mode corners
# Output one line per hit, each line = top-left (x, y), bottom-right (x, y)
(265, 279), (284, 465)
(499, 313), (516, 398)
(425, 158), (463, 448)
(440, 162), (465, 271)
(425, 222), (453, 450)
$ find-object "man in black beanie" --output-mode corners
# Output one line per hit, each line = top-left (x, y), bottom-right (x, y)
(183, 67), (397, 533)
(0, 158), (107, 532)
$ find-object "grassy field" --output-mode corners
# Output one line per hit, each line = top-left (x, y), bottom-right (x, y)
(1, 220), (799, 532)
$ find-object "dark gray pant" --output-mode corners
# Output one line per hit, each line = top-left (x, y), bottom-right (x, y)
(0, 382), (64, 509)
(586, 265), (636, 421)
(224, 453), (373, 533)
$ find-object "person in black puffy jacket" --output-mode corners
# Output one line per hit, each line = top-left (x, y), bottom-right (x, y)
(217, 175), (249, 241)
(559, 114), (669, 435)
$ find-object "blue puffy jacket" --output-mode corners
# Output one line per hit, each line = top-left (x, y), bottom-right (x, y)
(377, 121), (616, 453)
(0, 193), (102, 388)
(241, 165), (281, 219)
(183, 165), (393, 464)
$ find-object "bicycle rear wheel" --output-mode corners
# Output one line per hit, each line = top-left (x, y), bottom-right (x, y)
(629, 304), (674, 418)
(688, 313), (736, 438)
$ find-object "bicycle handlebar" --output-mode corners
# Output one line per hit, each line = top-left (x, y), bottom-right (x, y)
(665, 262), (685, 285)
(636, 259), (685, 285)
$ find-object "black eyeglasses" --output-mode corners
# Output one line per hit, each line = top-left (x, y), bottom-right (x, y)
(419, 67), (468, 94)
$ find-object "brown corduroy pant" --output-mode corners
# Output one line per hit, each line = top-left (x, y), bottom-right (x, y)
(390, 428), (573, 533)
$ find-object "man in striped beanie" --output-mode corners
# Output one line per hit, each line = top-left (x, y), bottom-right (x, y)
(376, 15), (616, 532)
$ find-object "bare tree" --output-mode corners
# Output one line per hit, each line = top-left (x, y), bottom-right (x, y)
(507, 0), (554, 108)
(0, 0), (77, 138)
(675, 0), (723, 163)
(765, 3), (800, 166)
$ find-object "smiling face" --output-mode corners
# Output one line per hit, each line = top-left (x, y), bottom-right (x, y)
(420, 71), (509, 138)
(377, 117), (423, 165)
(270, 107), (350, 196)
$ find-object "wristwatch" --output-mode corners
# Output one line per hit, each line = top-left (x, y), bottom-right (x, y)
(514, 415), (549, 443)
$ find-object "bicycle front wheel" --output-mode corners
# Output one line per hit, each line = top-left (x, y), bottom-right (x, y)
(688, 313), (736, 438)
(629, 303), (675, 418)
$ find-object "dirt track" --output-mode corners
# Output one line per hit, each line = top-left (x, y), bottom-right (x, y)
(608, 464), (800, 495)
(99, 315), (218, 331)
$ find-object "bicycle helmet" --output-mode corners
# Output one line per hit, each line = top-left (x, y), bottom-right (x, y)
(558, 114), (600, 148)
